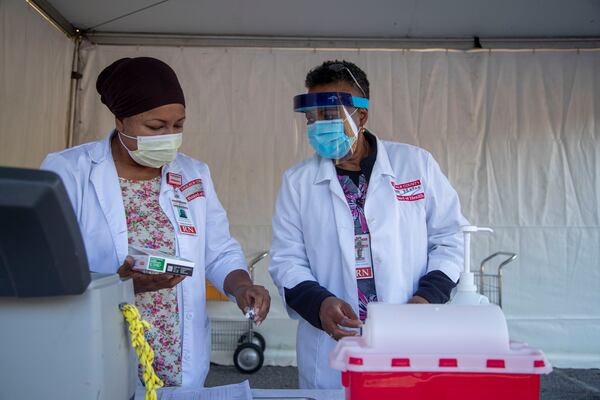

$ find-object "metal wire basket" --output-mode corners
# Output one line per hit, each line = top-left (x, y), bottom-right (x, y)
(211, 319), (257, 351)
(474, 252), (517, 308)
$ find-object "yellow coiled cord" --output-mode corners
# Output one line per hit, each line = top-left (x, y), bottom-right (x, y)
(120, 303), (164, 400)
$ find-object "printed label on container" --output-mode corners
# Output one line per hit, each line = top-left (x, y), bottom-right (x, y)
(148, 257), (166, 272)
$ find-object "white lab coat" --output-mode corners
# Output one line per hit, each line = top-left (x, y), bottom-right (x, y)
(269, 135), (467, 389)
(41, 133), (246, 388)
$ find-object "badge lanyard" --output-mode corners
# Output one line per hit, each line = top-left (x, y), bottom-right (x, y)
(355, 233), (374, 280)
(167, 172), (197, 236)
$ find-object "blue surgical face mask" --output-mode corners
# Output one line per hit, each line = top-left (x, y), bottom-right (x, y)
(306, 108), (359, 160)
(307, 120), (355, 159)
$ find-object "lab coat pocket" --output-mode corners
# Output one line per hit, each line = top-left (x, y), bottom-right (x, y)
(395, 191), (426, 224)
(396, 199), (427, 253)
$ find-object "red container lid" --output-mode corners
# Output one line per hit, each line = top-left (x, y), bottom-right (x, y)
(329, 304), (552, 375)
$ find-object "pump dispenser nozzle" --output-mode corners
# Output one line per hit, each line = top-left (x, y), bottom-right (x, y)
(449, 225), (493, 305)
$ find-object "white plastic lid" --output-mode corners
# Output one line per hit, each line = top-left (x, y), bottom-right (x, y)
(363, 304), (509, 354)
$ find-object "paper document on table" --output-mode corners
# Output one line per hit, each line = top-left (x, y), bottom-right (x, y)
(157, 380), (252, 400)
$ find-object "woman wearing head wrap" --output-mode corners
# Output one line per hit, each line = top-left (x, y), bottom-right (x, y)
(42, 57), (270, 388)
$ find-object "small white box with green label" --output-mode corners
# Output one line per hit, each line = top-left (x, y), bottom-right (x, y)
(129, 246), (194, 276)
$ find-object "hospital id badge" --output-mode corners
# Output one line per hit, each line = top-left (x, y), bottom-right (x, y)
(355, 233), (374, 279)
(170, 198), (197, 236)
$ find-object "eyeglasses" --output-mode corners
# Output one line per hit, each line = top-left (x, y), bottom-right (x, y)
(328, 63), (367, 98)
(304, 106), (358, 125)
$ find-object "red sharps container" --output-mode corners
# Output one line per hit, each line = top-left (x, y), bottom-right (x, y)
(329, 304), (552, 400)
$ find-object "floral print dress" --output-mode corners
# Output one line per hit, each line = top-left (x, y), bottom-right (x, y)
(119, 175), (182, 386)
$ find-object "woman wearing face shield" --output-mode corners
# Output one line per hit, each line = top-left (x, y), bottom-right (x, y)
(41, 57), (270, 388)
(269, 60), (468, 389)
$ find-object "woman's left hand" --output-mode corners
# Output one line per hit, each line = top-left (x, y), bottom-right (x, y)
(224, 269), (271, 326)
(232, 284), (271, 326)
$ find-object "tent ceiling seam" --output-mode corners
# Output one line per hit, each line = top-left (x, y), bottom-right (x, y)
(83, 33), (600, 50)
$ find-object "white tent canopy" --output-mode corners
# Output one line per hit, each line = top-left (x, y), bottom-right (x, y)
(37, 0), (600, 39)
(2, 0), (600, 368)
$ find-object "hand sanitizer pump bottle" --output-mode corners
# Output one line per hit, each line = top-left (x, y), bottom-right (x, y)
(449, 225), (493, 305)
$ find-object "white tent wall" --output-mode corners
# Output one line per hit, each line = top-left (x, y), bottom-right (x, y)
(0, 0), (73, 168)
(74, 44), (600, 368)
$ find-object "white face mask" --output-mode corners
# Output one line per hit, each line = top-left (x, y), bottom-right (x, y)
(118, 131), (182, 168)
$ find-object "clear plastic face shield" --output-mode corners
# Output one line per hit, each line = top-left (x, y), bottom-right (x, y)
(293, 91), (369, 162)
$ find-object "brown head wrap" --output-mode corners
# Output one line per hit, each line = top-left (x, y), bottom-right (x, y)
(96, 57), (185, 118)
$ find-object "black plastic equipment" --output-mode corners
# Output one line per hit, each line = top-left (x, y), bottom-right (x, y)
(234, 342), (264, 374)
(0, 167), (90, 297)
(239, 331), (266, 352)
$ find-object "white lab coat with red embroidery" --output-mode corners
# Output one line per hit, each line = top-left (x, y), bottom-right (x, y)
(269, 135), (467, 389)
(41, 132), (246, 389)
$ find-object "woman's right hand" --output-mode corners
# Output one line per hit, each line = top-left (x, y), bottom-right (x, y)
(117, 256), (186, 294)
(319, 297), (363, 341)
